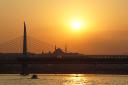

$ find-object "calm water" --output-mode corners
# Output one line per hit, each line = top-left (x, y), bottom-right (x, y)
(0, 74), (128, 85)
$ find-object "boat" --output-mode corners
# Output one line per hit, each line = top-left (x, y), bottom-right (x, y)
(31, 74), (38, 79)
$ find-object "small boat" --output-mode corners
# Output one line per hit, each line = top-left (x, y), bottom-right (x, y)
(31, 74), (38, 79)
(20, 73), (29, 76)
(75, 74), (79, 77)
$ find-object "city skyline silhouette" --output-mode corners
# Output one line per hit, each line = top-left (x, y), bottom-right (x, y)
(0, 0), (128, 54)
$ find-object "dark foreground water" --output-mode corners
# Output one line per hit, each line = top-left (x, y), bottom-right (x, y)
(0, 74), (128, 85)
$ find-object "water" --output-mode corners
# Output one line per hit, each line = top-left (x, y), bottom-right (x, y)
(0, 74), (128, 85)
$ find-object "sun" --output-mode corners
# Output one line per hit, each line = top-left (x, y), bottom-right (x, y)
(67, 18), (87, 33)
(72, 21), (81, 29)
(71, 21), (82, 31)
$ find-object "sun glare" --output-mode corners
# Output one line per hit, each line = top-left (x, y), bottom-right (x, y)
(67, 18), (87, 34)
(71, 21), (81, 31)
(71, 20), (83, 31)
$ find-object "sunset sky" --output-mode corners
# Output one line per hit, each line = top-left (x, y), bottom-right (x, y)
(0, 0), (128, 54)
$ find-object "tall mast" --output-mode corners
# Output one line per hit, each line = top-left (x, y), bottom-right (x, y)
(23, 22), (27, 56)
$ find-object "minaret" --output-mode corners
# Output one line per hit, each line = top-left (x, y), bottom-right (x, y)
(65, 44), (67, 53)
(55, 45), (57, 51)
(23, 22), (27, 56)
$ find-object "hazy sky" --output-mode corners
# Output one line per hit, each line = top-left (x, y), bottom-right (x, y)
(0, 0), (128, 54)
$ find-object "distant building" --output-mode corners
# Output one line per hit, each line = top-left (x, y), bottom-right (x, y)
(53, 48), (64, 58)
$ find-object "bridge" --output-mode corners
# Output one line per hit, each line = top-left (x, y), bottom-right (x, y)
(0, 22), (128, 75)
(0, 54), (128, 64)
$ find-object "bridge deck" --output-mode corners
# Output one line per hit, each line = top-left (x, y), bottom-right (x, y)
(0, 55), (128, 64)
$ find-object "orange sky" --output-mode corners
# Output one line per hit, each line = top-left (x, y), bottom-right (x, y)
(0, 0), (128, 54)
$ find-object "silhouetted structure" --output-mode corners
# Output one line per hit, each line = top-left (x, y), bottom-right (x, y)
(0, 22), (128, 74)
(21, 22), (28, 76)
(65, 44), (67, 53)
(23, 22), (27, 56)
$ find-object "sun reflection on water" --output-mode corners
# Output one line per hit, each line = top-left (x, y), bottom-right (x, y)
(63, 74), (87, 85)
